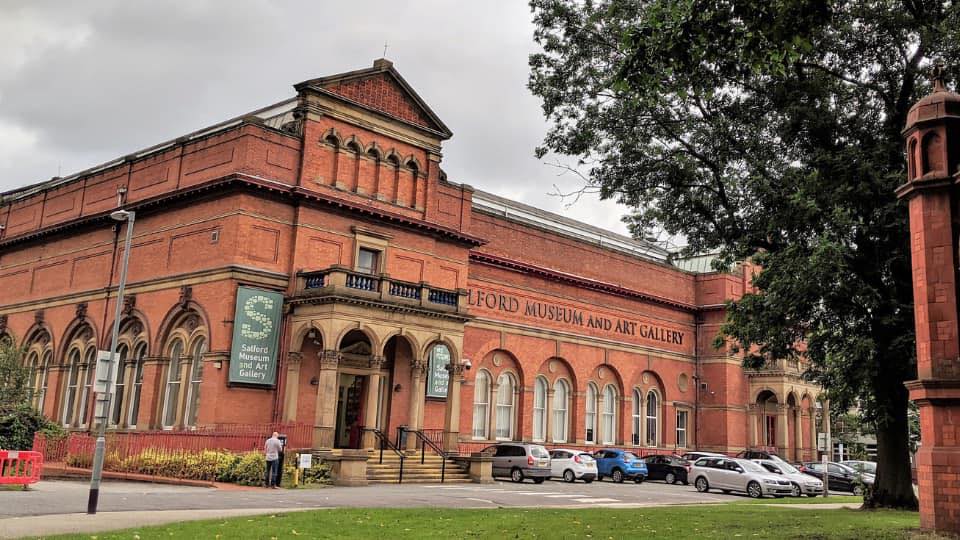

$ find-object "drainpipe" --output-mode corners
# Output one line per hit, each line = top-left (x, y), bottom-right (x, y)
(693, 312), (701, 449)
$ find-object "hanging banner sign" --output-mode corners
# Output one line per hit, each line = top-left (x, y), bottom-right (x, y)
(229, 286), (284, 386)
(425, 345), (451, 398)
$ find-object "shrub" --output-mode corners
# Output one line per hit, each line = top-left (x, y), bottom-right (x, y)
(232, 451), (267, 486)
(0, 404), (64, 451)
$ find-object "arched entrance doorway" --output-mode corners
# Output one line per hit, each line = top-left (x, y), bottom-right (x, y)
(334, 329), (388, 449)
(756, 390), (779, 450)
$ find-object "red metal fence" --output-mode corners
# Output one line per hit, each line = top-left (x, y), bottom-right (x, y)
(31, 423), (312, 482)
(455, 440), (686, 457)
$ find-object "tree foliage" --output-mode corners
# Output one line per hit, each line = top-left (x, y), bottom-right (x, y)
(0, 338), (29, 414)
(0, 338), (61, 450)
(527, 0), (958, 509)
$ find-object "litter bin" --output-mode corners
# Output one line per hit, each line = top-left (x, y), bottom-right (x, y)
(397, 426), (408, 449)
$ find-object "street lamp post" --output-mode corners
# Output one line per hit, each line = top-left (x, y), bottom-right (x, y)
(87, 209), (135, 515)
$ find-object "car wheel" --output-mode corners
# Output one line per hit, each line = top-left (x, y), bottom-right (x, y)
(791, 483), (802, 498)
(612, 469), (624, 483)
(853, 485), (863, 496)
(695, 476), (710, 493)
(563, 470), (576, 483)
(511, 468), (524, 483)
(665, 472), (676, 485)
(747, 481), (763, 499)
(533, 478), (545, 484)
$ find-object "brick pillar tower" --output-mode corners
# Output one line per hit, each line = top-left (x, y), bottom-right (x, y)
(897, 65), (960, 532)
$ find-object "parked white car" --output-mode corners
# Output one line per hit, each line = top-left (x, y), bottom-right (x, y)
(692, 456), (793, 498)
(549, 448), (598, 483)
(753, 459), (824, 497)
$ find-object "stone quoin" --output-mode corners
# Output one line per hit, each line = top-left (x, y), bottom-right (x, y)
(0, 59), (823, 458)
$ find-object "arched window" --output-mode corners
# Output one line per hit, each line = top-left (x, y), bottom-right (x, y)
(585, 383), (598, 444)
(78, 347), (96, 426)
(552, 379), (569, 443)
(24, 350), (39, 408)
(645, 391), (660, 446)
(601, 385), (617, 444)
(128, 343), (147, 428)
(110, 345), (129, 426)
(472, 370), (491, 439)
(184, 337), (206, 427)
(162, 339), (184, 428)
(36, 350), (51, 411)
(495, 372), (515, 440)
(62, 349), (82, 426)
(632, 388), (642, 445)
(533, 376), (548, 442)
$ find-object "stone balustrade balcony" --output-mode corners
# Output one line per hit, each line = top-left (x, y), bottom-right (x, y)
(293, 265), (469, 315)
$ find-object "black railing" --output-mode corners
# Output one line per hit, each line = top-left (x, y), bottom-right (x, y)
(364, 427), (405, 484)
(428, 289), (458, 306)
(389, 280), (421, 299)
(346, 272), (380, 292)
(404, 428), (449, 483)
(303, 272), (327, 289)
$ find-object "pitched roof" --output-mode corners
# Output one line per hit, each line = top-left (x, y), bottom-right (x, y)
(295, 59), (452, 139)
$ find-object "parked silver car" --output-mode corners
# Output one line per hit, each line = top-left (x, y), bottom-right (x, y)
(692, 456), (793, 498)
(753, 459), (824, 497)
(482, 443), (552, 483)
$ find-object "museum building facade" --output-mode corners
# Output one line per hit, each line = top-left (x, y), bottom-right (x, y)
(0, 60), (823, 459)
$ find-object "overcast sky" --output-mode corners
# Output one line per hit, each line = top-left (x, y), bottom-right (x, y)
(0, 0), (634, 235)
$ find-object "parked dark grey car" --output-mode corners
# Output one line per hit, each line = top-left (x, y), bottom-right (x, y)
(482, 443), (552, 483)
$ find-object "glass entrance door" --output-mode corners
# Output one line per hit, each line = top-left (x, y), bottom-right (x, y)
(335, 374), (366, 449)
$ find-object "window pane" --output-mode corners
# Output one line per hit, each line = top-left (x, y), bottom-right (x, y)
(357, 248), (380, 274)
(472, 372), (490, 439)
(646, 392), (659, 446)
(552, 380), (568, 443)
(533, 378), (546, 441)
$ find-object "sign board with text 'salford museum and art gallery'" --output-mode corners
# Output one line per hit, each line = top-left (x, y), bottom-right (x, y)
(229, 286), (284, 386)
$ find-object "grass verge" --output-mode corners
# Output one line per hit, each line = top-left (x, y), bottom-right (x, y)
(49, 505), (919, 539)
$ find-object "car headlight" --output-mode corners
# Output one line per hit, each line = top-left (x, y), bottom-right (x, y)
(807, 481), (822, 487)
(763, 479), (779, 484)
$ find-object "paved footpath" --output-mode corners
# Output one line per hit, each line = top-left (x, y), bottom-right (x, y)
(0, 479), (739, 538)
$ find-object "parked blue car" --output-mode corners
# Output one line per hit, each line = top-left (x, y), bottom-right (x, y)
(594, 449), (648, 483)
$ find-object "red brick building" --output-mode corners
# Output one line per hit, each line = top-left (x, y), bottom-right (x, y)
(0, 60), (822, 458)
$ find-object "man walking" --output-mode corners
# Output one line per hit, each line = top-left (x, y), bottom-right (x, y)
(264, 431), (283, 488)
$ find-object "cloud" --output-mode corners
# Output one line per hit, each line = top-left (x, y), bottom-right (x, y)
(0, 0), (632, 235)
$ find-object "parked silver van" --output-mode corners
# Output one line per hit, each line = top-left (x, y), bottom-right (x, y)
(482, 443), (552, 483)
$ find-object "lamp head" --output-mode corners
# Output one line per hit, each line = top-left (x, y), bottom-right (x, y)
(110, 210), (131, 222)
(463, 358), (472, 370)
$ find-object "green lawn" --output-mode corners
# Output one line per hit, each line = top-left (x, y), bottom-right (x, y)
(51, 505), (919, 540)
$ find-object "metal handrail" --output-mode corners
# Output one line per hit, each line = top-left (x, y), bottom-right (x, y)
(363, 427), (405, 484)
(405, 428), (448, 483)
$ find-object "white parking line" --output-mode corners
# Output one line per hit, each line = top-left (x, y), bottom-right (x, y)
(544, 494), (582, 498)
(571, 497), (620, 503)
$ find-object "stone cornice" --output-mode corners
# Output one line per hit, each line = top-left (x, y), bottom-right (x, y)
(288, 293), (473, 323)
(0, 173), (486, 250)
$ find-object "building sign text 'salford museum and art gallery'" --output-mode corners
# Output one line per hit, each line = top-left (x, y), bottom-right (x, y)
(0, 60), (823, 457)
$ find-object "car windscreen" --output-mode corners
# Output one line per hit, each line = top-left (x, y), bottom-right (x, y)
(623, 452), (639, 461)
(738, 460), (766, 473)
(775, 461), (800, 474)
(530, 446), (550, 458)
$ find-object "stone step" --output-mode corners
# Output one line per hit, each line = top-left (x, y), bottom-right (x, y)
(368, 474), (472, 482)
(369, 478), (473, 484)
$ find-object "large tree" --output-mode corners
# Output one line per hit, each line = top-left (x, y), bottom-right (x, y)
(527, 0), (959, 509)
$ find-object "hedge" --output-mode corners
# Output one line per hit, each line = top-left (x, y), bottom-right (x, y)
(65, 448), (331, 487)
